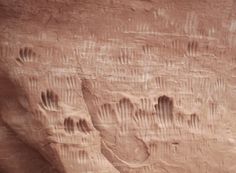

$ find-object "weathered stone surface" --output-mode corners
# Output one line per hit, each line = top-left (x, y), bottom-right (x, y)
(0, 0), (236, 172)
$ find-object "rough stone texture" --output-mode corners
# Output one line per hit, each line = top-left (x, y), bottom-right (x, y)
(0, 0), (236, 173)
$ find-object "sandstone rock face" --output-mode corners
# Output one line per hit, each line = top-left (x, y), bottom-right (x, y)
(0, 0), (236, 173)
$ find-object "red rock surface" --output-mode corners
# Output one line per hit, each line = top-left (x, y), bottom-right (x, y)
(0, 0), (236, 173)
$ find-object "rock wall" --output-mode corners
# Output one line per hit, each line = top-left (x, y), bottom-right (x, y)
(0, 0), (236, 173)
